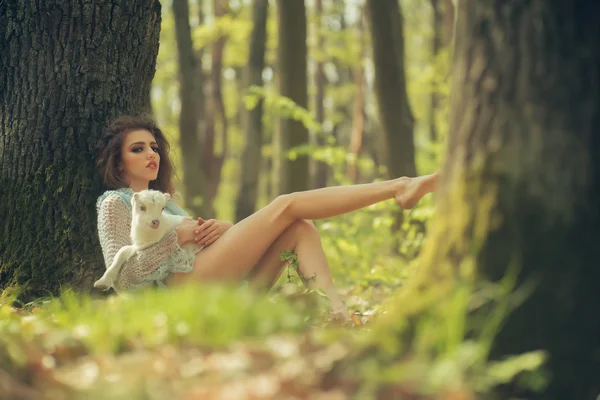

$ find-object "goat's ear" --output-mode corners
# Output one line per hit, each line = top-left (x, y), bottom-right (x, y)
(132, 192), (139, 206)
(164, 193), (171, 202)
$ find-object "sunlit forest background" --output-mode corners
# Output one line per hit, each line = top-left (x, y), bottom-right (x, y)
(147, 0), (451, 309)
(150, 0), (450, 298)
(154, 0), (445, 214)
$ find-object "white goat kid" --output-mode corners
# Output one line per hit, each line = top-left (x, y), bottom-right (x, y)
(94, 190), (201, 291)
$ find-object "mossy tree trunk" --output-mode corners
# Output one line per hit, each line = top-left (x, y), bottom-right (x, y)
(422, 0), (600, 397)
(235, 0), (269, 222)
(0, 0), (161, 297)
(276, 0), (309, 194)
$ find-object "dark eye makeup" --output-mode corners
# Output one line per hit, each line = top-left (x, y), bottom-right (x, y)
(131, 146), (159, 153)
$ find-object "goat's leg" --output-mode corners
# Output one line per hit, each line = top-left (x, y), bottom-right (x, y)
(94, 246), (137, 290)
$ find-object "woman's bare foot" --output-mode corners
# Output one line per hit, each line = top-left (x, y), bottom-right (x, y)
(394, 173), (438, 209)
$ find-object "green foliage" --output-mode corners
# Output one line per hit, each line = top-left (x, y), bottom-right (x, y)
(245, 85), (323, 133)
(323, 266), (547, 398)
(43, 284), (317, 353)
(279, 249), (299, 283)
(280, 250), (318, 287)
(192, 14), (253, 67)
(0, 285), (322, 398)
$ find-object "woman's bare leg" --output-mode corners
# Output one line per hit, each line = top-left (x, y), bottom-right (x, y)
(247, 219), (348, 314)
(170, 174), (437, 289)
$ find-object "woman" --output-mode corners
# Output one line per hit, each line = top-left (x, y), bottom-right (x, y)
(96, 115), (438, 320)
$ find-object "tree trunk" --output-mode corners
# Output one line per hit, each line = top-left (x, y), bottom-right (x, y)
(195, 2), (208, 204)
(277, 0), (309, 194)
(328, 0), (354, 154)
(143, 85), (154, 116)
(429, 0), (442, 143)
(0, 0), (161, 297)
(330, 0), (353, 151)
(271, 64), (282, 197)
(172, 0), (210, 218)
(347, 7), (366, 183)
(235, 0), (269, 222)
(196, 0), (228, 217)
(443, 0), (454, 47)
(202, 0), (229, 215)
(426, 1), (600, 397)
(365, 0), (416, 180)
(311, 0), (329, 189)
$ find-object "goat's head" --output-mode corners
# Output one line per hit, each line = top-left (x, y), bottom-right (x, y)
(131, 190), (171, 230)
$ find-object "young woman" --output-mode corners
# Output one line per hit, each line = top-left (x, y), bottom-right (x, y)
(96, 115), (438, 320)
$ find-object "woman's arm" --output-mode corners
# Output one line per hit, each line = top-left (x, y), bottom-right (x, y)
(97, 195), (195, 290)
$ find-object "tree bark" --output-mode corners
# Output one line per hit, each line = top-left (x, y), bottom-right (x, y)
(443, 0), (454, 47)
(425, 1), (600, 397)
(143, 85), (154, 116)
(235, 0), (269, 222)
(172, 0), (210, 218)
(311, 0), (329, 189)
(276, 0), (309, 194)
(0, 0), (161, 297)
(271, 64), (282, 197)
(347, 7), (366, 183)
(196, 4), (206, 124)
(365, 0), (416, 180)
(429, 0), (442, 143)
(329, 0), (354, 152)
(201, 0), (229, 215)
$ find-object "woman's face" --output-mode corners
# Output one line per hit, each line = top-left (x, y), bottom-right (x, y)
(119, 129), (160, 191)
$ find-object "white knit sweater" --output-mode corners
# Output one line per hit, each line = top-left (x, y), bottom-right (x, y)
(96, 188), (195, 292)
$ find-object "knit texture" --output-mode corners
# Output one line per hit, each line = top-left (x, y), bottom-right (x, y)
(96, 188), (195, 292)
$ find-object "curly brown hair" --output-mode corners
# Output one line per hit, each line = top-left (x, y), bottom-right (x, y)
(96, 115), (176, 194)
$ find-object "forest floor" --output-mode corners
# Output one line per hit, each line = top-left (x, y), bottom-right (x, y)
(2, 264), (472, 400)
(0, 282), (420, 400)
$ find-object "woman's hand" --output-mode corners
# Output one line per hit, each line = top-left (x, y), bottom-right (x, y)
(175, 217), (202, 246)
(194, 218), (233, 246)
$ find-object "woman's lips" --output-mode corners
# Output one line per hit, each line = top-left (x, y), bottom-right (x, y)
(147, 161), (158, 169)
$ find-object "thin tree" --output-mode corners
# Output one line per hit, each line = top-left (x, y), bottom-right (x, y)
(347, 7), (366, 183)
(365, 0), (416, 180)
(202, 0), (230, 213)
(0, 0), (161, 296)
(429, 0), (442, 143)
(311, 0), (329, 189)
(172, 0), (210, 217)
(235, 0), (269, 222)
(276, 0), (310, 194)
(429, 0), (454, 145)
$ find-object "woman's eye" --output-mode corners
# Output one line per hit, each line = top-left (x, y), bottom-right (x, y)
(152, 147), (159, 153)
(132, 148), (143, 153)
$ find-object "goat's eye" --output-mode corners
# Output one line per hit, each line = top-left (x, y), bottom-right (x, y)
(140, 206), (146, 211)
(162, 207), (165, 211)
